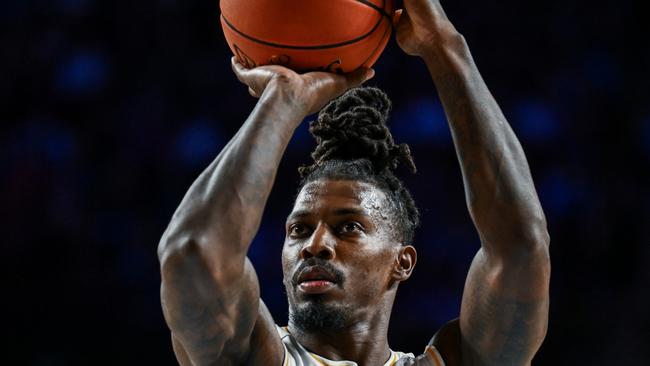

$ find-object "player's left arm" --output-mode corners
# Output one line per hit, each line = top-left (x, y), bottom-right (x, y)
(395, 1), (550, 365)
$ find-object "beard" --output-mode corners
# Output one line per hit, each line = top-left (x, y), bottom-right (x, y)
(286, 257), (350, 332)
(289, 296), (351, 333)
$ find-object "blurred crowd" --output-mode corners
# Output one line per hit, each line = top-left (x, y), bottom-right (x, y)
(2, 0), (648, 364)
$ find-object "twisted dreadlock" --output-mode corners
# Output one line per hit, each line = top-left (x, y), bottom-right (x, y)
(297, 87), (420, 245)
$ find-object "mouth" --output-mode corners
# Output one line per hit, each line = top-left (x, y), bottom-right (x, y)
(296, 266), (338, 295)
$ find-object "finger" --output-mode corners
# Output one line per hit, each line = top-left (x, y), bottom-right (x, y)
(393, 9), (403, 26)
(248, 87), (260, 98)
(319, 67), (374, 101)
(231, 57), (250, 83)
(395, 8), (411, 33)
(320, 67), (373, 98)
(345, 67), (375, 88)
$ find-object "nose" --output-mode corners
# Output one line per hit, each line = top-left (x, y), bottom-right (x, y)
(300, 223), (336, 260)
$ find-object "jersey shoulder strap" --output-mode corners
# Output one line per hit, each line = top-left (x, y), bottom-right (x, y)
(394, 345), (446, 366)
(276, 325), (446, 366)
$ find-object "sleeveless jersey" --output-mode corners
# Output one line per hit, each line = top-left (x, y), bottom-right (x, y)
(277, 326), (446, 366)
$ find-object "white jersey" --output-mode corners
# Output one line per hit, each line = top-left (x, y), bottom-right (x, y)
(277, 326), (446, 366)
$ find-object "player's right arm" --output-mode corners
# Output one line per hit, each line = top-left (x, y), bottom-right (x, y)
(157, 58), (373, 365)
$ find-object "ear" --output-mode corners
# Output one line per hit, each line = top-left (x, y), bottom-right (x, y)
(392, 245), (417, 282)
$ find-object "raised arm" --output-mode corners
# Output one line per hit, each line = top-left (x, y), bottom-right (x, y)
(395, 2), (550, 365)
(157, 58), (373, 365)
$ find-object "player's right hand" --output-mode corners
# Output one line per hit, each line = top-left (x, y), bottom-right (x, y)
(231, 57), (374, 115)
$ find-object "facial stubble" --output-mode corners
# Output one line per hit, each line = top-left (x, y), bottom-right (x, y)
(287, 258), (351, 333)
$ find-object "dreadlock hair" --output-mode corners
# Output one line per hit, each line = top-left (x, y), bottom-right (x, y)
(297, 86), (420, 245)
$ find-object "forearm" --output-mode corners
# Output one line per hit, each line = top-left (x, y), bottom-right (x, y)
(159, 84), (306, 263)
(156, 86), (304, 363)
(424, 33), (548, 254)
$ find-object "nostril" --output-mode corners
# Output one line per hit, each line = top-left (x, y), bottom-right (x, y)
(300, 246), (333, 260)
(316, 248), (333, 260)
(300, 246), (313, 259)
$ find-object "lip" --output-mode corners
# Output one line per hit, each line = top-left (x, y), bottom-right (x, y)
(297, 266), (336, 283)
(298, 280), (336, 294)
(295, 266), (338, 294)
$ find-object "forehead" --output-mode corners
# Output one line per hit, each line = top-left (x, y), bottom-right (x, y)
(291, 180), (388, 216)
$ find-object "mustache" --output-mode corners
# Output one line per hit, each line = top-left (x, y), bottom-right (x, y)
(291, 257), (345, 288)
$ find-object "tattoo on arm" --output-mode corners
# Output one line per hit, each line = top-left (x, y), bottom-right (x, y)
(424, 35), (550, 365)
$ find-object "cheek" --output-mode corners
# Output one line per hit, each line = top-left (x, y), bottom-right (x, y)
(281, 246), (288, 268)
(346, 250), (395, 301)
(281, 244), (296, 284)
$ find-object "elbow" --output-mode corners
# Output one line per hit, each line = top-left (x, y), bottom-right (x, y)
(471, 197), (550, 253)
(158, 233), (204, 277)
(526, 215), (550, 250)
(158, 226), (192, 263)
(525, 224), (551, 273)
(157, 216), (212, 265)
(509, 219), (551, 278)
(512, 215), (551, 263)
(506, 206), (551, 252)
(157, 220), (220, 277)
(157, 230), (244, 284)
(483, 211), (551, 263)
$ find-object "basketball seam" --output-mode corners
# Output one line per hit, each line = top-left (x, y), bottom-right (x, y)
(221, 0), (391, 50)
(354, 0), (392, 19)
(359, 13), (392, 66)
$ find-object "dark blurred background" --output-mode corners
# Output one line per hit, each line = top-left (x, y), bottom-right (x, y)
(2, 0), (649, 364)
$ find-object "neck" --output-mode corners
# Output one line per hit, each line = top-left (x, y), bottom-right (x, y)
(287, 300), (394, 366)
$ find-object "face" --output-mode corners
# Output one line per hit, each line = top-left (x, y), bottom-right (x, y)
(282, 179), (416, 331)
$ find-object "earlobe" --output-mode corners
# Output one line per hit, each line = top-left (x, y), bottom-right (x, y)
(392, 245), (417, 282)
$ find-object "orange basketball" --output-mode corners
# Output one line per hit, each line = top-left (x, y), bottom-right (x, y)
(220, 0), (395, 74)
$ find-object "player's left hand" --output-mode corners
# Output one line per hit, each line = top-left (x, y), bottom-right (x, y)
(393, 0), (459, 58)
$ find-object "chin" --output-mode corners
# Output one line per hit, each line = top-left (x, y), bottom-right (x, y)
(290, 299), (350, 333)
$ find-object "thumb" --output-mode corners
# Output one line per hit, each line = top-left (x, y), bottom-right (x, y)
(393, 9), (403, 27)
(345, 67), (375, 88)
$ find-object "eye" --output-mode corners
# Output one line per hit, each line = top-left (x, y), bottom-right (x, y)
(288, 223), (310, 237)
(339, 222), (364, 235)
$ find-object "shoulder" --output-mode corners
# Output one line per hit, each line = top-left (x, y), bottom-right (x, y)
(396, 345), (446, 366)
(428, 318), (461, 366)
(393, 323), (456, 366)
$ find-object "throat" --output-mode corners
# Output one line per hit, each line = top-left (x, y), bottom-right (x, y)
(287, 315), (392, 366)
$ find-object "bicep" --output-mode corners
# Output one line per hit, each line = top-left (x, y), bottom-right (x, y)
(160, 251), (264, 365)
(459, 247), (550, 366)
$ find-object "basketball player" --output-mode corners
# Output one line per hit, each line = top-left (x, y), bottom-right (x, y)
(157, 0), (550, 365)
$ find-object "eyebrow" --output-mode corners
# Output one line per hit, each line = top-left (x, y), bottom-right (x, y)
(286, 207), (369, 223)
